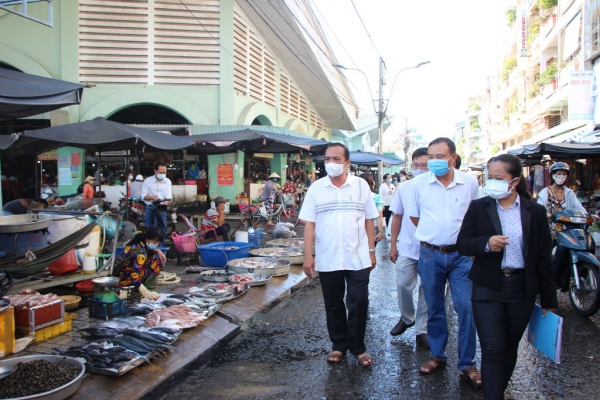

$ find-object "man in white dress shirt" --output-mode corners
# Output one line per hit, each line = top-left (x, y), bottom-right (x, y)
(408, 137), (481, 387)
(300, 143), (378, 367)
(141, 163), (172, 246)
(389, 147), (429, 348)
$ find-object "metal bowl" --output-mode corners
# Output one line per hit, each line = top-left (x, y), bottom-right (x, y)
(91, 276), (120, 288)
(0, 214), (53, 233)
(227, 257), (291, 276)
(0, 355), (85, 399)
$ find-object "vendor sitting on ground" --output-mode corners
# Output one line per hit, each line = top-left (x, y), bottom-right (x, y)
(118, 226), (166, 300)
(2, 198), (47, 215)
(201, 196), (230, 239)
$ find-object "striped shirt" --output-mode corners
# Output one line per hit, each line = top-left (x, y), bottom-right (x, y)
(201, 208), (219, 232)
(299, 174), (378, 272)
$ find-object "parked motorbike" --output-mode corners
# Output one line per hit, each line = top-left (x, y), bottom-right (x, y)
(553, 209), (600, 317)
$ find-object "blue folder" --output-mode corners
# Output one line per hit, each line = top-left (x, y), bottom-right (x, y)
(527, 304), (563, 364)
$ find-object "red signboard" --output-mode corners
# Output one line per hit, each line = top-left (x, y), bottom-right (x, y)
(217, 164), (234, 186)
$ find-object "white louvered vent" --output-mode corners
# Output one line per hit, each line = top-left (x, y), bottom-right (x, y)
(248, 29), (263, 101)
(79, 0), (220, 85)
(233, 12), (248, 94)
(153, 0), (220, 85)
(280, 72), (290, 114)
(79, 0), (149, 84)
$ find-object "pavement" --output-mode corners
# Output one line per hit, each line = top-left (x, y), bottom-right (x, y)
(4, 221), (311, 400)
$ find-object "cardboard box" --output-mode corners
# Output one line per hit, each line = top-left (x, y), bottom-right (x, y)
(0, 306), (15, 358)
(15, 300), (64, 334)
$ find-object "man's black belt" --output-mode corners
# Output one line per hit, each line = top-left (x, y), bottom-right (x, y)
(501, 269), (525, 277)
(420, 242), (457, 253)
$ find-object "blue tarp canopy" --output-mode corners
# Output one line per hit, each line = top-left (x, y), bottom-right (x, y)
(314, 150), (404, 166)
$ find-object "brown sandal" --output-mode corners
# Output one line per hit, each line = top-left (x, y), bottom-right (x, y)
(357, 352), (374, 367)
(419, 357), (447, 374)
(460, 366), (482, 388)
(326, 351), (345, 363)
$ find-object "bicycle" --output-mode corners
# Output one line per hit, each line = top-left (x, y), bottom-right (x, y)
(239, 193), (300, 228)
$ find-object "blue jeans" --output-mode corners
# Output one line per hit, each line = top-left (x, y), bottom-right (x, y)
(418, 245), (476, 371)
(145, 204), (167, 245)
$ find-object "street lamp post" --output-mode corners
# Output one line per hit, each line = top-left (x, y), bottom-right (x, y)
(333, 60), (430, 186)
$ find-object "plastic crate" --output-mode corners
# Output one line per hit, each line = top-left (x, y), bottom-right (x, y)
(16, 314), (75, 343)
(198, 241), (253, 268)
(0, 306), (15, 358)
(88, 293), (141, 320)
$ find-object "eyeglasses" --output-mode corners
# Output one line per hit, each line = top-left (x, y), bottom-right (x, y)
(413, 163), (427, 168)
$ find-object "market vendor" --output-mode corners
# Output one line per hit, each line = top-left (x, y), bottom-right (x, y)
(82, 176), (96, 199)
(118, 226), (166, 300)
(201, 196), (230, 239)
(2, 197), (47, 215)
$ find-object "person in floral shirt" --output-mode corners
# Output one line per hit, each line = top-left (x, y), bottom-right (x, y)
(118, 226), (166, 288)
(283, 176), (299, 204)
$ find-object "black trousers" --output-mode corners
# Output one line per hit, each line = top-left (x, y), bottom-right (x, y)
(472, 274), (535, 400)
(319, 268), (370, 356)
(383, 206), (392, 227)
(204, 223), (230, 239)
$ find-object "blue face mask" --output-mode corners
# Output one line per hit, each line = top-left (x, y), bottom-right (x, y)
(156, 173), (166, 181)
(428, 159), (450, 177)
(147, 243), (158, 249)
(412, 169), (427, 177)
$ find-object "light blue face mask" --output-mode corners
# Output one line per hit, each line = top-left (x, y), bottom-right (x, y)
(412, 169), (427, 176)
(156, 173), (166, 181)
(147, 243), (158, 249)
(427, 159), (450, 177)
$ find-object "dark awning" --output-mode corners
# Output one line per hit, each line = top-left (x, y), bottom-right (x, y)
(313, 150), (404, 166)
(189, 128), (329, 153)
(508, 142), (600, 160)
(0, 68), (84, 121)
(2, 117), (222, 154)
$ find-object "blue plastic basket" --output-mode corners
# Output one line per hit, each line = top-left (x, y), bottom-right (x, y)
(198, 241), (253, 268)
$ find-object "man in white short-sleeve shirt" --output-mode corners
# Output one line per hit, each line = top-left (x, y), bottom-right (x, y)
(299, 143), (378, 367)
(407, 137), (481, 385)
(388, 147), (429, 348)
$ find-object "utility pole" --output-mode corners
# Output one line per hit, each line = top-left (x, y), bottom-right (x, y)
(377, 56), (385, 187)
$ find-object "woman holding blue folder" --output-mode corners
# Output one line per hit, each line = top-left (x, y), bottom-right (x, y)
(457, 154), (557, 399)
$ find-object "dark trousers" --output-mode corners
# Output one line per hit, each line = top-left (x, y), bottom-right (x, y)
(383, 206), (392, 227)
(145, 205), (167, 246)
(319, 268), (370, 356)
(204, 223), (230, 239)
(472, 274), (535, 400)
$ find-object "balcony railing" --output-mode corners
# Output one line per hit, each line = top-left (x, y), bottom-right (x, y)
(541, 12), (557, 38)
(559, 61), (576, 87)
(541, 79), (557, 98)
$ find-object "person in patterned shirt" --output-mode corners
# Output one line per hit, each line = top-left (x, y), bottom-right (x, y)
(118, 226), (166, 289)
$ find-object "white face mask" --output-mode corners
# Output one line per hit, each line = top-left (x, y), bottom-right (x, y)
(400, 176), (407, 182)
(412, 169), (427, 176)
(325, 162), (345, 177)
(553, 175), (567, 185)
(484, 178), (517, 200)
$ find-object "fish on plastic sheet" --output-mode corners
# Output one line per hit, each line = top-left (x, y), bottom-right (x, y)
(56, 342), (141, 370)
(79, 326), (122, 339)
(100, 316), (146, 330)
(127, 302), (165, 316)
(122, 328), (177, 345)
(145, 305), (207, 330)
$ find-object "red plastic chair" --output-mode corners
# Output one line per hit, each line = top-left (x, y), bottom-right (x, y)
(180, 214), (223, 244)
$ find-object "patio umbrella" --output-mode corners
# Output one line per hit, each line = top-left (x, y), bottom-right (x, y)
(0, 68), (84, 121)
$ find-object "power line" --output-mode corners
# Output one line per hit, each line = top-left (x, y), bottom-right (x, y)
(246, 0), (360, 110)
(350, 0), (383, 58)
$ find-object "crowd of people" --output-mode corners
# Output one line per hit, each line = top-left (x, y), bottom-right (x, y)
(300, 139), (568, 399)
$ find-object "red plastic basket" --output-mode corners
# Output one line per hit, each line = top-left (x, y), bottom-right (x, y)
(48, 249), (78, 276)
(171, 231), (198, 253)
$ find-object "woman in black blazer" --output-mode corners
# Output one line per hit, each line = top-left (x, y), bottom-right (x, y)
(457, 154), (557, 400)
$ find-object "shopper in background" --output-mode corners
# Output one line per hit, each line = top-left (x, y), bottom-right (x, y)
(141, 163), (172, 245)
(201, 196), (230, 240)
(536, 162), (585, 243)
(360, 172), (384, 242)
(130, 175), (144, 199)
(457, 154), (557, 399)
(260, 172), (280, 226)
(379, 173), (396, 237)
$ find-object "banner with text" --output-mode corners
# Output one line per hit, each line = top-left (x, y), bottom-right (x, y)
(569, 71), (595, 120)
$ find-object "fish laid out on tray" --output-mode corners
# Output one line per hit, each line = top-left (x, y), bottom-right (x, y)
(229, 259), (285, 269)
(229, 273), (271, 286)
(199, 269), (231, 282)
(265, 239), (306, 247)
(188, 285), (234, 303)
(57, 342), (141, 370)
(227, 257), (291, 276)
(251, 248), (303, 257)
(145, 304), (207, 330)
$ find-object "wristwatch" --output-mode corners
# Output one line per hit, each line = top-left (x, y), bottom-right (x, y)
(369, 248), (376, 253)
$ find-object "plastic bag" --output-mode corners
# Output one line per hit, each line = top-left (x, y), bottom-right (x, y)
(272, 222), (297, 239)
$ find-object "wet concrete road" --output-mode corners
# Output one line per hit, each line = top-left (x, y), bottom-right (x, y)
(148, 241), (600, 399)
